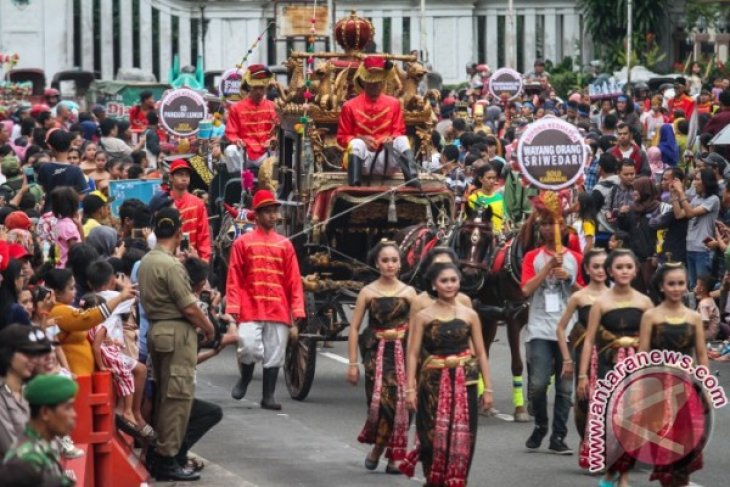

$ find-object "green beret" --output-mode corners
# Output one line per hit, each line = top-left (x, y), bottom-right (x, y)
(24, 375), (78, 406)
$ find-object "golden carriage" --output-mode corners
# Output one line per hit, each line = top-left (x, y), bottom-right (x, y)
(274, 13), (454, 400)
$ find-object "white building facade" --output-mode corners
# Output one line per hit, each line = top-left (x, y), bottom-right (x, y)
(1, 0), (688, 85)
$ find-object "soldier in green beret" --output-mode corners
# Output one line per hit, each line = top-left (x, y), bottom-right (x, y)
(3, 374), (79, 487)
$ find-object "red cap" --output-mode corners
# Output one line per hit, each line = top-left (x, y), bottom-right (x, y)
(252, 189), (280, 211)
(363, 56), (387, 71)
(169, 159), (191, 175)
(247, 64), (270, 80)
(7, 243), (32, 261)
(4, 211), (32, 231)
(30, 104), (51, 117)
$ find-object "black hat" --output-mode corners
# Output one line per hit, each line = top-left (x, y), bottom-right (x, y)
(0, 325), (52, 354)
(82, 194), (107, 217)
(153, 207), (181, 235)
(674, 77), (687, 86)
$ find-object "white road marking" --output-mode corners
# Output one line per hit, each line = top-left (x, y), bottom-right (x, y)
(319, 350), (350, 365)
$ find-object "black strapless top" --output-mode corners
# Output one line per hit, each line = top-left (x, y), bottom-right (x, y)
(577, 305), (592, 327)
(422, 318), (471, 357)
(368, 297), (410, 331)
(651, 322), (696, 356)
(600, 306), (644, 337)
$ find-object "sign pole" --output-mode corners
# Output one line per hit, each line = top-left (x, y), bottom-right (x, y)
(420, 0), (427, 62)
(626, 0), (633, 92)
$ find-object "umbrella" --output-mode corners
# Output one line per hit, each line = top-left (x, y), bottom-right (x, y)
(709, 124), (730, 146)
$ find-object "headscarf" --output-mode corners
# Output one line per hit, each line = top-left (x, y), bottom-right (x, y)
(631, 176), (660, 214)
(657, 124), (679, 167)
(80, 120), (98, 141)
(86, 225), (118, 258)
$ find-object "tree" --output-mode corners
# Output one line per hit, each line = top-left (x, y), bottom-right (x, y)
(579, 0), (668, 46)
(579, 0), (669, 70)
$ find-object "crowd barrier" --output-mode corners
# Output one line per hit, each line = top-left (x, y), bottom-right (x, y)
(64, 372), (149, 487)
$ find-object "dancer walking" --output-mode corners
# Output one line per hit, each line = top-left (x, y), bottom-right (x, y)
(347, 241), (417, 473)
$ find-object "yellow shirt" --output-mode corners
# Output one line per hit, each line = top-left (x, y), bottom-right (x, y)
(467, 189), (506, 233)
(83, 218), (101, 237)
(51, 304), (109, 376)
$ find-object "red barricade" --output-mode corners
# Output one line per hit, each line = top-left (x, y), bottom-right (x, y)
(65, 372), (150, 486)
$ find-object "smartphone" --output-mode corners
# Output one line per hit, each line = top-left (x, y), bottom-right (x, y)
(180, 232), (190, 251)
(704, 236), (714, 245)
(24, 166), (35, 185)
(131, 228), (144, 239)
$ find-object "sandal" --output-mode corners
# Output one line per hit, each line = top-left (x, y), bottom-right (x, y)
(138, 423), (158, 442)
(364, 455), (379, 471)
(186, 456), (205, 472)
(115, 415), (157, 443)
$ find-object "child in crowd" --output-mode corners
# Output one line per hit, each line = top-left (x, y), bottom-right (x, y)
(30, 286), (71, 372)
(49, 186), (82, 267)
(83, 260), (156, 442)
(696, 275), (720, 340)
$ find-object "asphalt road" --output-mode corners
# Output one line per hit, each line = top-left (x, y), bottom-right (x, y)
(168, 326), (730, 487)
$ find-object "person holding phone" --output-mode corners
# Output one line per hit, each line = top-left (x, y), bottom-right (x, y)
(671, 168), (721, 288)
(168, 160), (211, 262)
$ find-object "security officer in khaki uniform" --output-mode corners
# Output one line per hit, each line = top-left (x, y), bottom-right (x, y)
(138, 207), (215, 482)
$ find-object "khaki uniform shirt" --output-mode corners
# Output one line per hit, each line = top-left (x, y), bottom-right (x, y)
(0, 378), (29, 457)
(137, 246), (197, 322)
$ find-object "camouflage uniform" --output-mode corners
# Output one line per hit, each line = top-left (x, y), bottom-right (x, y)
(3, 425), (74, 487)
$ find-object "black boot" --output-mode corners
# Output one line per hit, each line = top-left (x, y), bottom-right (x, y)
(260, 367), (282, 410)
(231, 363), (255, 400)
(398, 150), (421, 189)
(153, 455), (201, 481)
(347, 154), (363, 186)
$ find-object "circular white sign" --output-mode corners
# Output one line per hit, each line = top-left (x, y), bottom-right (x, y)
(488, 67), (524, 100)
(516, 118), (587, 190)
(158, 88), (208, 137)
(220, 68), (244, 99)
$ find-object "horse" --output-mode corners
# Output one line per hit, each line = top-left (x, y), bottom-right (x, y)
(450, 207), (539, 422)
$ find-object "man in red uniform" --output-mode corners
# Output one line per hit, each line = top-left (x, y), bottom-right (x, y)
(128, 91), (156, 131)
(225, 189), (305, 410)
(168, 159), (212, 261)
(668, 77), (696, 120)
(337, 56), (420, 187)
(224, 65), (278, 172)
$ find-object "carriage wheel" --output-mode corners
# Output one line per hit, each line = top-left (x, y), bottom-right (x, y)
(284, 335), (317, 400)
(284, 293), (319, 400)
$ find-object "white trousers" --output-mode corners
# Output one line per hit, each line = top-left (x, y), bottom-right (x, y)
(224, 145), (268, 173)
(236, 321), (289, 368)
(348, 136), (410, 177)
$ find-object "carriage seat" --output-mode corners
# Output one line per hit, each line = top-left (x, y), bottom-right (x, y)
(309, 171), (447, 192)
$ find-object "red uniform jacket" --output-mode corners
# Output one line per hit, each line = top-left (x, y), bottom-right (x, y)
(224, 97), (278, 161)
(336, 93), (406, 148)
(128, 105), (149, 131)
(225, 227), (305, 325)
(668, 94), (696, 120)
(171, 191), (211, 262)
